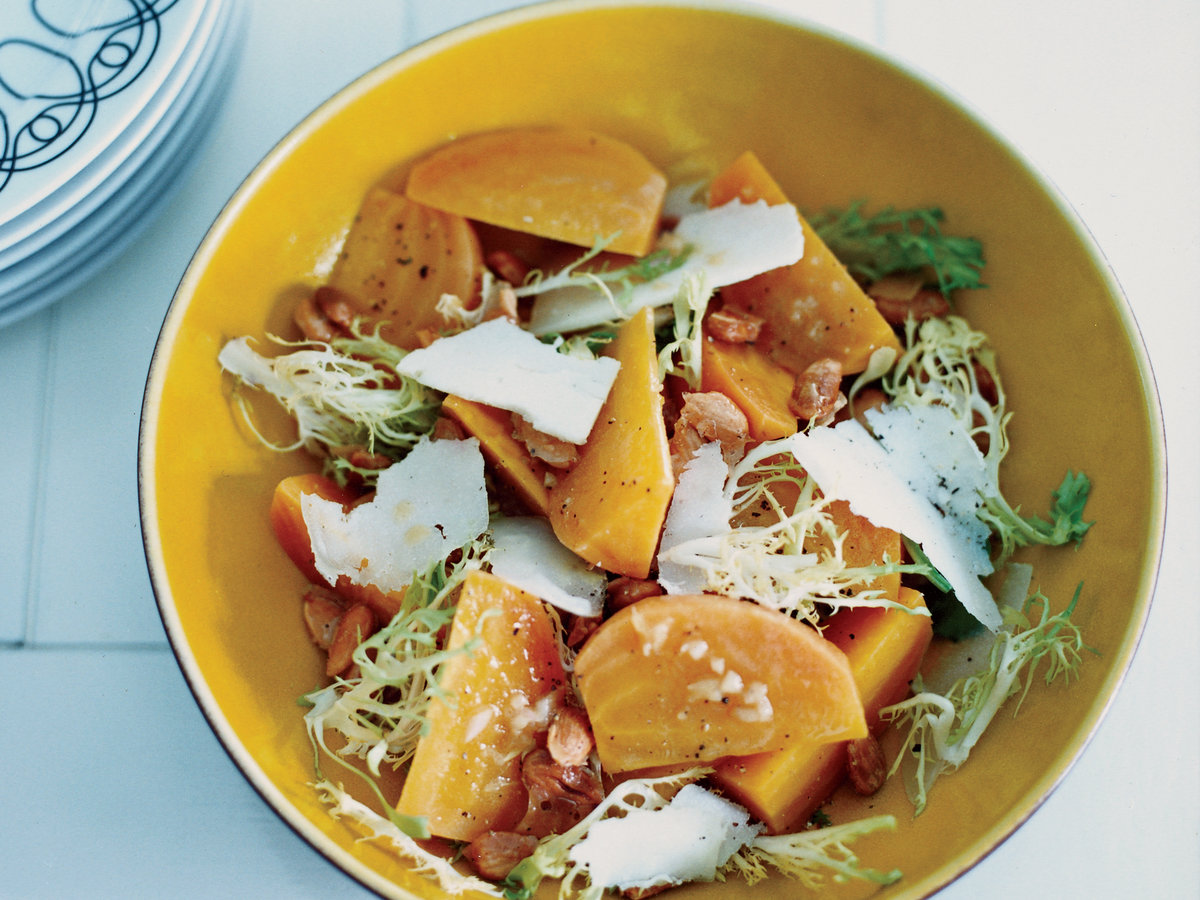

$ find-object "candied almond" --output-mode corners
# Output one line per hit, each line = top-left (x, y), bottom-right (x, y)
(788, 358), (844, 421)
(669, 391), (749, 478)
(873, 287), (950, 326)
(607, 575), (664, 612)
(325, 603), (377, 678)
(515, 748), (604, 837)
(705, 306), (764, 344)
(463, 831), (538, 880)
(845, 734), (887, 796)
(548, 705), (595, 767)
(302, 588), (345, 650)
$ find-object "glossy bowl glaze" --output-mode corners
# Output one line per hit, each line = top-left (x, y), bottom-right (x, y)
(139, 2), (1165, 897)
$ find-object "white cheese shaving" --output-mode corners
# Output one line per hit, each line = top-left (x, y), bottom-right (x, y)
(656, 442), (733, 594)
(568, 784), (760, 891)
(785, 405), (1003, 631)
(529, 199), (805, 335)
(217, 336), (284, 394)
(301, 437), (488, 593)
(488, 516), (606, 618)
(395, 317), (620, 444)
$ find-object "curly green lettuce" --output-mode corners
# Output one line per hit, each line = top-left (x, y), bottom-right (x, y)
(657, 439), (937, 625)
(880, 585), (1092, 815)
(884, 314), (1093, 564)
(723, 816), (902, 890)
(313, 779), (507, 897)
(217, 323), (441, 486)
(303, 540), (489, 837)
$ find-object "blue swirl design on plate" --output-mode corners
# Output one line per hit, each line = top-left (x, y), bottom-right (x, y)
(0, 0), (181, 195)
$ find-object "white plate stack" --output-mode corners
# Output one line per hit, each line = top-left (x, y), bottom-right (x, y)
(0, 0), (241, 326)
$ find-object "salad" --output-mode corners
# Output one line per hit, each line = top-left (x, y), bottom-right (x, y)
(219, 127), (1094, 897)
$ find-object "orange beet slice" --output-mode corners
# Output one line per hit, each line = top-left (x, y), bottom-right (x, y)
(547, 306), (674, 579)
(440, 394), (552, 517)
(708, 151), (901, 375)
(700, 336), (798, 441)
(405, 127), (667, 257)
(327, 186), (482, 350)
(396, 571), (567, 840)
(268, 474), (403, 621)
(574, 594), (866, 773)
(712, 586), (932, 832)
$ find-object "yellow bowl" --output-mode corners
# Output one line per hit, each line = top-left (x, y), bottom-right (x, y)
(139, 2), (1165, 898)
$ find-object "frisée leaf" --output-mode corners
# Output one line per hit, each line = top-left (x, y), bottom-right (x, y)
(656, 439), (935, 624)
(302, 540), (489, 834)
(722, 815), (902, 889)
(217, 325), (442, 487)
(885, 315), (1094, 564)
(314, 779), (507, 897)
(880, 584), (1092, 815)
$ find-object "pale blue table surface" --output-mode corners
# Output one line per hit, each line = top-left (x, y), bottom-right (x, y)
(2, 1), (1197, 897)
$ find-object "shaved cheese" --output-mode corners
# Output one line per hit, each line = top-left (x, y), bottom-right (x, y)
(786, 405), (1002, 631)
(301, 437), (488, 593)
(529, 199), (805, 335)
(657, 442), (732, 594)
(395, 318), (619, 444)
(568, 784), (760, 891)
(488, 516), (606, 617)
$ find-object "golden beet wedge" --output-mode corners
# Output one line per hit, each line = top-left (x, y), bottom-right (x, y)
(326, 187), (482, 350)
(708, 151), (901, 375)
(396, 571), (567, 841)
(700, 336), (799, 441)
(547, 306), (674, 579)
(440, 395), (552, 518)
(712, 586), (933, 832)
(405, 126), (667, 257)
(575, 594), (867, 773)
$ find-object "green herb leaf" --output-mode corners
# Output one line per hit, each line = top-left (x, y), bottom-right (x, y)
(810, 201), (985, 295)
(980, 470), (1095, 562)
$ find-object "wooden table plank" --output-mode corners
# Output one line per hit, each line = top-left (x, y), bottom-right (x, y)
(0, 312), (51, 644)
(0, 646), (376, 898)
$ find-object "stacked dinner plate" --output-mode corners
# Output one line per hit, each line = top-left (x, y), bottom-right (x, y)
(0, 0), (242, 327)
